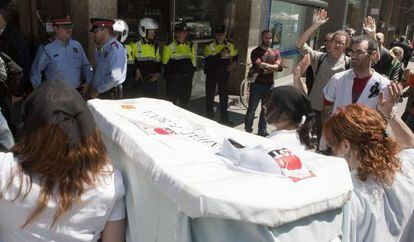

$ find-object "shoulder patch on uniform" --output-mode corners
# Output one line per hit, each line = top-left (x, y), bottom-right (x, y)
(111, 41), (119, 49)
(73, 47), (79, 53)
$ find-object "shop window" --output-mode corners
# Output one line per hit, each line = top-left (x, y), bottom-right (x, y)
(270, 1), (307, 79)
(345, 0), (362, 32)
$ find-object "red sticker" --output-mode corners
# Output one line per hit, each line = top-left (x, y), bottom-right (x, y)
(154, 128), (172, 135)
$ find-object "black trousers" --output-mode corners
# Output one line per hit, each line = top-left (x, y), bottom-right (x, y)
(99, 85), (123, 99)
(137, 80), (158, 98)
(205, 71), (230, 121)
(166, 72), (194, 108)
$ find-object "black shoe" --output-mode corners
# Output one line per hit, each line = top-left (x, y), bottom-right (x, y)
(258, 131), (269, 137)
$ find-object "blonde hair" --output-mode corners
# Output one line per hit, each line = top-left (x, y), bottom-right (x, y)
(390, 46), (404, 60)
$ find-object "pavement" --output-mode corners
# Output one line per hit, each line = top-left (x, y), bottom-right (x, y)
(187, 61), (414, 135)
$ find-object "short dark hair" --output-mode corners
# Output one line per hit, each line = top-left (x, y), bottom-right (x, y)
(351, 35), (379, 53)
(261, 30), (271, 38)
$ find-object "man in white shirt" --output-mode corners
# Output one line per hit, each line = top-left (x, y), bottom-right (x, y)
(323, 35), (390, 117)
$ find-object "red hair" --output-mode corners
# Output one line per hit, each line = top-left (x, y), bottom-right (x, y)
(324, 104), (401, 185)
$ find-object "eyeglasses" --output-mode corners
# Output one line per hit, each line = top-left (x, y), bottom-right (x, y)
(350, 49), (371, 56)
(332, 40), (346, 47)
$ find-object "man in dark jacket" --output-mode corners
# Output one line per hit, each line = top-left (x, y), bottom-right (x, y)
(0, 51), (21, 146)
(0, 7), (31, 94)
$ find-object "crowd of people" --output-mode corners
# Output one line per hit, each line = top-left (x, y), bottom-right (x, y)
(0, 5), (414, 242)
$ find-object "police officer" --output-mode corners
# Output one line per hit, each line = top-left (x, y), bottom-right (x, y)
(113, 19), (129, 44)
(87, 18), (127, 99)
(204, 25), (238, 124)
(132, 17), (161, 98)
(31, 16), (93, 92)
(162, 22), (196, 108)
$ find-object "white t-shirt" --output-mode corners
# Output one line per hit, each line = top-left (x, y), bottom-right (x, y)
(0, 152), (126, 242)
(348, 149), (414, 242)
(267, 129), (306, 150)
(323, 69), (390, 115)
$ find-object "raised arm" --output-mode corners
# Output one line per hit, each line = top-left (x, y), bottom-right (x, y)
(293, 54), (310, 94)
(363, 16), (376, 39)
(296, 9), (329, 49)
(377, 82), (414, 149)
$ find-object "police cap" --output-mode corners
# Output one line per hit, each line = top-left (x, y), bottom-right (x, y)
(52, 16), (72, 27)
(89, 18), (115, 32)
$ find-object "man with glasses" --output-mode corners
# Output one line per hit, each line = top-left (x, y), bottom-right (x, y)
(31, 17), (93, 92)
(296, 9), (350, 148)
(323, 35), (390, 116)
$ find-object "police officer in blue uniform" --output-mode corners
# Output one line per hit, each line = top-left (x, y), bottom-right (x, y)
(86, 18), (127, 99)
(30, 17), (93, 92)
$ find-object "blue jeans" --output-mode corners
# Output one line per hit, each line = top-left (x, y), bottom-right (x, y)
(0, 110), (14, 150)
(244, 83), (272, 135)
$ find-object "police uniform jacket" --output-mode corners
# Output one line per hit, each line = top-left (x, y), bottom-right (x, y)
(161, 40), (195, 75)
(203, 39), (238, 74)
(92, 37), (127, 93)
(133, 38), (161, 79)
(126, 42), (136, 65)
(31, 38), (93, 88)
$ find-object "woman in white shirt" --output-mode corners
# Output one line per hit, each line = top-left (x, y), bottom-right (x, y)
(0, 80), (125, 242)
(323, 83), (414, 242)
(263, 85), (316, 150)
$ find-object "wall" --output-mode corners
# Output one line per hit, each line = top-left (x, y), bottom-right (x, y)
(230, 0), (265, 94)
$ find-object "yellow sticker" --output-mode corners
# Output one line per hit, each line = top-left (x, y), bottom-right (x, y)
(121, 104), (136, 109)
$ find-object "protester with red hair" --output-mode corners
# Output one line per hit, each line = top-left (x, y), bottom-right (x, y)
(324, 83), (414, 242)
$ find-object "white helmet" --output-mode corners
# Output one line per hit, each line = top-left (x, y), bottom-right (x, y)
(113, 19), (129, 43)
(138, 18), (158, 38)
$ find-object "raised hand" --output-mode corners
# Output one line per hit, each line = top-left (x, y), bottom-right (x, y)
(313, 9), (329, 27)
(363, 16), (376, 37)
(377, 82), (403, 118)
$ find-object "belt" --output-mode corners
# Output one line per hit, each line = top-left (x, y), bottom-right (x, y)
(100, 84), (123, 99)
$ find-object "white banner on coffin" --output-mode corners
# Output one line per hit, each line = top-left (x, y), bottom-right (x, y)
(113, 104), (224, 154)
